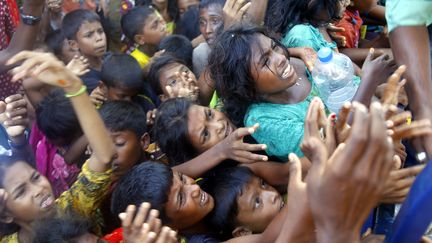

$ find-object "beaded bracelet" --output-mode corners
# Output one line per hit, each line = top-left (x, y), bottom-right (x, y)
(65, 85), (87, 98)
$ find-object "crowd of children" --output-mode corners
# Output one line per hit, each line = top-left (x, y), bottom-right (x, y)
(0, 0), (432, 242)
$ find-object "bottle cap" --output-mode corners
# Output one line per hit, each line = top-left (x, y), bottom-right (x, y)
(317, 47), (333, 63)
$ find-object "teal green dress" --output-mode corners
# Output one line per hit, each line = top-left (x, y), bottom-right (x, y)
(282, 24), (337, 52)
(244, 77), (321, 161)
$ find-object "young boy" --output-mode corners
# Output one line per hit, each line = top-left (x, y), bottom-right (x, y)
(62, 9), (107, 92)
(158, 34), (194, 68)
(121, 5), (169, 69)
(91, 53), (158, 114)
(147, 54), (199, 102)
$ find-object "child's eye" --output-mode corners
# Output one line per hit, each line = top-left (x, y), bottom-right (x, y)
(253, 197), (261, 209)
(260, 179), (267, 188)
(199, 20), (206, 27)
(32, 173), (40, 181)
(15, 187), (25, 199)
(203, 129), (209, 139)
(168, 79), (177, 86)
(206, 109), (213, 118)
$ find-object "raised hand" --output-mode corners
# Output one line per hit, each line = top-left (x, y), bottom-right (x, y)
(215, 123), (268, 163)
(7, 51), (82, 93)
(0, 94), (29, 138)
(89, 86), (107, 107)
(306, 102), (394, 243)
(327, 24), (346, 47)
(120, 203), (177, 243)
(66, 55), (90, 76)
(165, 71), (199, 101)
(223, 0), (251, 29)
(146, 109), (157, 126)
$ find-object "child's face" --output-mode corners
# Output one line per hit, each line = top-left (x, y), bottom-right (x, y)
(186, 105), (236, 153)
(158, 62), (199, 101)
(165, 171), (214, 230)
(110, 130), (148, 180)
(60, 39), (79, 64)
(199, 4), (223, 46)
(250, 34), (298, 95)
(234, 176), (284, 234)
(178, 0), (199, 15)
(106, 85), (139, 102)
(2, 162), (56, 225)
(75, 21), (107, 58)
(136, 13), (168, 46)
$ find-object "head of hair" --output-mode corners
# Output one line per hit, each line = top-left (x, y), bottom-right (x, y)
(44, 29), (66, 58)
(199, 0), (226, 10)
(135, 0), (179, 23)
(147, 54), (187, 95)
(101, 53), (143, 89)
(158, 35), (193, 67)
(266, 0), (341, 34)
(62, 9), (101, 40)
(204, 166), (254, 236)
(99, 101), (147, 137)
(176, 5), (200, 41)
(36, 89), (81, 142)
(111, 161), (173, 223)
(121, 5), (155, 42)
(153, 98), (197, 165)
(32, 214), (94, 243)
(208, 24), (288, 127)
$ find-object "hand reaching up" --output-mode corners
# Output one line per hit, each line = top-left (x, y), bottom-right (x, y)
(120, 203), (177, 243)
(7, 51), (83, 94)
(0, 94), (29, 138)
(306, 102), (394, 243)
(66, 55), (90, 76)
(223, 0), (251, 29)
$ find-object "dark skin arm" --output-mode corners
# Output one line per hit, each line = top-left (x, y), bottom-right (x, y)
(197, 68), (215, 106)
(246, 0), (269, 26)
(390, 26), (432, 160)
(62, 135), (89, 165)
(340, 47), (392, 67)
(0, 0), (44, 73)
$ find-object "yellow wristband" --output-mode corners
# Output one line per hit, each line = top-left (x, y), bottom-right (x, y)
(65, 85), (87, 98)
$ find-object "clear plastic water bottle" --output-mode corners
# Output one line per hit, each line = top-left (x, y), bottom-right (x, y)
(312, 47), (357, 113)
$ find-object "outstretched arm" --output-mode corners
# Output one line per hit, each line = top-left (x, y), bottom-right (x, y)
(7, 51), (116, 172)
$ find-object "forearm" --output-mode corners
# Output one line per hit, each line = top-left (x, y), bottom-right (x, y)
(389, 26), (432, 118)
(172, 146), (226, 178)
(244, 161), (290, 189)
(65, 82), (115, 171)
(246, 0), (269, 25)
(197, 69), (215, 106)
(0, 4), (44, 73)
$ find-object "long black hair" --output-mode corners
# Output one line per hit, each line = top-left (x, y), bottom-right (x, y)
(266, 0), (342, 34)
(208, 24), (289, 127)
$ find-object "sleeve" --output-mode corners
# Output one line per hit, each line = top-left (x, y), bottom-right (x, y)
(386, 0), (432, 33)
(245, 109), (305, 161)
(282, 25), (320, 51)
(56, 160), (112, 218)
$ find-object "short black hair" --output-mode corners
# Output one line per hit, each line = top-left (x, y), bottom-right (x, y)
(153, 98), (197, 165)
(36, 89), (81, 142)
(111, 161), (173, 223)
(205, 167), (254, 236)
(121, 5), (154, 42)
(44, 29), (65, 58)
(32, 215), (94, 243)
(101, 53), (143, 89)
(176, 5), (201, 41)
(135, 0), (179, 23)
(158, 35), (193, 68)
(199, 0), (226, 10)
(99, 101), (147, 137)
(62, 9), (101, 40)
(147, 54), (187, 95)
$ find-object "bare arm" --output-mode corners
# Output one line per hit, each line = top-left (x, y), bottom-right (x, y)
(0, 0), (44, 73)
(246, 0), (269, 26)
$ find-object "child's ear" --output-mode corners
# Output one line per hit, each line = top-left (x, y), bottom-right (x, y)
(232, 226), (252, 238)
(134, 34), (146, 46)
(68, 39), (80, 52)
(140, 133), (150, 151)
(98, 81), (108, 92)
(0, 212), (14, 224)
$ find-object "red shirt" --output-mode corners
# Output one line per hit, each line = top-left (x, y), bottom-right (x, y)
(335, 9), (363, 48)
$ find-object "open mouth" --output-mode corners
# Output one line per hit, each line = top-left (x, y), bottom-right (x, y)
(281, 64), (293, 80)
(40, 195), (54, 210)
(199, 190), (208, 207)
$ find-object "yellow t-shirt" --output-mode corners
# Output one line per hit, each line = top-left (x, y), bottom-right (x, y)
(1, 161), (112, 242)
(130, 48), (151, 69)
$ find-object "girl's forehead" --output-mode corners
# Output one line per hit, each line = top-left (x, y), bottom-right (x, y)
(3, 161), (34, 188)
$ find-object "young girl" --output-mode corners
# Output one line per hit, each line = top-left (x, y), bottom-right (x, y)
(208, 25), (394, 160)
(0, 51), (116, 242)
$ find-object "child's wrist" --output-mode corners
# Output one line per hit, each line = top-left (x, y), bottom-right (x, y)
(63, 81), (85, 95)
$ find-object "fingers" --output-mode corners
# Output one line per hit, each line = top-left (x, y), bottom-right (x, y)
(133, 202), (151, 229)
(392, 119), (432, 141)
(120, 204), (137, 233)
(363, 48), (375, 65)
(288, 153), (302, 186)
(392, 165), (425, 180)
(234, 150), (268, 163)
(155, 226), (174, 243)
(0, 189), (8, 212)
(304, 97), (321, 139)
(233, 123), (259, 140)
(325, 113), (337, 153)
(165, 85), (175, 98)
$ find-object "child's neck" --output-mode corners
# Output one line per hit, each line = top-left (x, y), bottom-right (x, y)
(84, 54), (103, 71)
(138, 44), (158, 57)
(17, 224), (33, 243)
